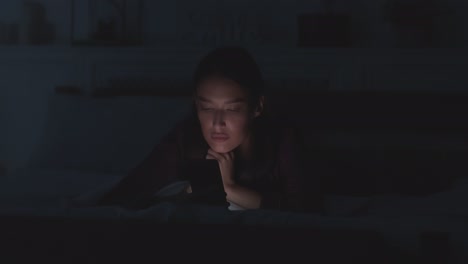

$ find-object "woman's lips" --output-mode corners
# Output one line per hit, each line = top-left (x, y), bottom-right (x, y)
(211, 133), (229, 142)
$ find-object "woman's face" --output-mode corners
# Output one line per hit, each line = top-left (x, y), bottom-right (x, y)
(195, 76), (256, 154)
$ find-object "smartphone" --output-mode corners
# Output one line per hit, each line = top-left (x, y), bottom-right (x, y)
(181, 159), (228, 206)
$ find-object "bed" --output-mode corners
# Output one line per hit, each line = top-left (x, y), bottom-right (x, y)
(0, 87), (467, 263)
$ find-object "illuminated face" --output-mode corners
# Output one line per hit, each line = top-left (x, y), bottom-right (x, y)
(195, 76), (258, 153)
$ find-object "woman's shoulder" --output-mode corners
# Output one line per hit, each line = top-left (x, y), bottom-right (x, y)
(262, 116), (302, 141)
(255, 116), (304, 161)
(153, 114), (200, 152)
(174, 115), (207, 159)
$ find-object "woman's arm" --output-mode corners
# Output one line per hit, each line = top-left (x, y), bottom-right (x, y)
(206, 149), (262, 209)
(224, 183), (262, 209)
(204, 127), (323, 211)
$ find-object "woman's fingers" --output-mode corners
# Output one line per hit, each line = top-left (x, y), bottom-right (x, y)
(206, 149), (236, 187)
(207, 149), (223, 160)
(207, 149), (233, 161)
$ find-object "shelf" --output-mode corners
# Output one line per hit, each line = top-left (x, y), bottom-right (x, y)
(0, 45), (467, 93)
(0, 45), (467, 62)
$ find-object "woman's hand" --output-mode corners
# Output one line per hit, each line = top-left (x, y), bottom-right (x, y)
(206, 148), (262, 209)
(206, 149), (235, 187)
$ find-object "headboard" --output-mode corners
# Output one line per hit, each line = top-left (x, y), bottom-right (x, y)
(54, 83), (468, 136)
(51, 83), (468, 196)
(53, 77), (332, 106)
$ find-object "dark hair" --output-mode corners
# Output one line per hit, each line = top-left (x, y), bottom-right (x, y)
(184, 46), (273, 161)
(192, 46), (265, 109)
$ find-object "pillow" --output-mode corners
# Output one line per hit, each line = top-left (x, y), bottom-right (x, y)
(28, 95), (192, 173)
(0, 168), (123, 208)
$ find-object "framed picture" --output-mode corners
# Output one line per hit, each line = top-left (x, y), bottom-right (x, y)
(70, 0), (143, 46)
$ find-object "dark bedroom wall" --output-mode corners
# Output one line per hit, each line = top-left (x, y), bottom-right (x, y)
(1, 0), (468, 170)
(160, 0), (468, 48)
(0, 57), (86, 170)
(1, 0), (468, 48)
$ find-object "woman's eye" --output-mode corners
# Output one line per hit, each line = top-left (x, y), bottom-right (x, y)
(199, 106), (241, 112)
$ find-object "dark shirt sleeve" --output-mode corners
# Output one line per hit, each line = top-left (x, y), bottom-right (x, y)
(260, 128), (323, 213)
(96, 121), (185, 208)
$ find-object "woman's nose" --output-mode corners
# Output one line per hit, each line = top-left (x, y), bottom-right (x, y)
(212, 110), (226, 126)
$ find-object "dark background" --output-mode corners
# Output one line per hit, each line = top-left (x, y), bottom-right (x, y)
(0, 2), (466, 262)
(1, 0), (467, 172)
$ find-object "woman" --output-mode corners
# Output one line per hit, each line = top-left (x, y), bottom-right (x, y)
(96, 47), (322, 212)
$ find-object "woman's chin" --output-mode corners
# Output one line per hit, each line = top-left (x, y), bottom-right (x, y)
(208, 143), (236, 154)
